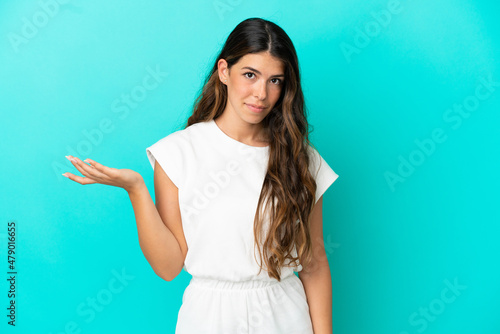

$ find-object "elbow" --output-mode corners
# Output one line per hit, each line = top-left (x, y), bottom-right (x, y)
(159, 273), (174, 282)
(153, 263), (183, 282)
(154, 268), (174, 281)
(299, 257), (331, 280)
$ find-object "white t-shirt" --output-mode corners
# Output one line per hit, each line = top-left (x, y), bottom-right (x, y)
(146, 119), (339, 282)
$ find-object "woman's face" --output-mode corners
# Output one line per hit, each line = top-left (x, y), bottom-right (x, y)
(218, 51), (285, 125)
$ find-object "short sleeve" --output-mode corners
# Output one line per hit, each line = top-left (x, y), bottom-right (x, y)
(145, 133), (184, 189)
(308, 145), (339, 204)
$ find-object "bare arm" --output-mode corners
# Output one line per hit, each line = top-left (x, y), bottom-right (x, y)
(298, 196), (333, 334)
(128, 180), (184, 281)
(63, 156), (187, 281)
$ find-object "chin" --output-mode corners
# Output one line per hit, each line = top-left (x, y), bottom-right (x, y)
(243, 113), (265, 124)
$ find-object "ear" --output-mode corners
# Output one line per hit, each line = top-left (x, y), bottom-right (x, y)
(217, 58), (229, 83)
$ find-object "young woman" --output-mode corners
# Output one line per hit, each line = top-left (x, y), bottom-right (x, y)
(63, 17), (339, 334)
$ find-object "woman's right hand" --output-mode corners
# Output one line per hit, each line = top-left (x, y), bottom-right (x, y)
(62, 155), (144, 193)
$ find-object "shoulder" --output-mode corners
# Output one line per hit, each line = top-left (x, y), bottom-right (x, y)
(306, 143), (339, 184)
(148, 120), (209, 148)
(305, 143), (340, 202)
(145, 121), (210, 188)
(306, 144), (323, 175)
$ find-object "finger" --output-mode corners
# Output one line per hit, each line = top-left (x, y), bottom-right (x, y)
(62, 172), (98, 185)
(83, 158), (117, 178)
(68, 156), (109, 180)
(67, 156), (93, 178)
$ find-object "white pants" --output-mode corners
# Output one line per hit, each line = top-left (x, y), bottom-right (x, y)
(175, 274), (314, 334)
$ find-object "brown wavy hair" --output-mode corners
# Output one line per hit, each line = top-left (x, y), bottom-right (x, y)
(183, 17), (319, 281)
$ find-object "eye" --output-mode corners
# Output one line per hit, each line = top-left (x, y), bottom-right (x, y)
(244, 72), (282, 85)
(244, 72), (255, 79)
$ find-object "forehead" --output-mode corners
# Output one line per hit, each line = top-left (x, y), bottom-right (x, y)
(236, 52), (284, 73)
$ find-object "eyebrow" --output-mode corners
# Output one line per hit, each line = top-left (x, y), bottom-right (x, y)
(241, 66), (285, 78)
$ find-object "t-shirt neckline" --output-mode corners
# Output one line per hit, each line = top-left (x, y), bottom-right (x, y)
(210, 119), (270, 149)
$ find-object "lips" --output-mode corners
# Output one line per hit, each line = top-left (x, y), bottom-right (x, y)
(246, 103), (267, 112)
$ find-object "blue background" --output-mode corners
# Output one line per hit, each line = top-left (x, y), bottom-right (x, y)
(1, 0), (499, 333)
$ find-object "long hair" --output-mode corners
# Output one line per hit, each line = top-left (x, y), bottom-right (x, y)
(184, 17), (319, 281)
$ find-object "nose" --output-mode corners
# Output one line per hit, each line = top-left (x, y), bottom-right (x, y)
(254, 79), (267, 100)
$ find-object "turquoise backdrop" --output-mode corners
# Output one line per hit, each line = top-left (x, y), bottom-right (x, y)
(1, 0), (499, 333)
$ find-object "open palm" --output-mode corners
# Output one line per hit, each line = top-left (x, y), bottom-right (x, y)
(62, 155), (143, 193)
